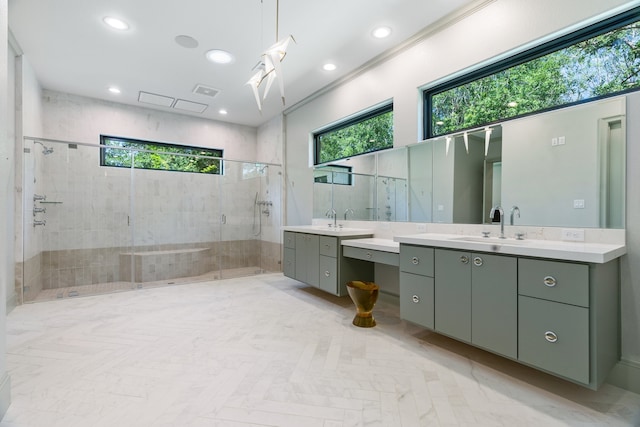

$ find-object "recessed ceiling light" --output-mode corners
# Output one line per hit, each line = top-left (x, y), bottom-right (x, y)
(323, 63), (337, 71)
(206, 49), (234, 64)
(507, 101), (518, 108)
(372, 26), (391, 39)
(103, 16), (129, 31)
(108, 86), (121, 94)
(219, 109), (228, 115)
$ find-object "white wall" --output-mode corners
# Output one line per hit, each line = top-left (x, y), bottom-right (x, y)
(42, 91), (257, 159)
(284, 0), (640, 387)
(0, 0), (13, 417)
(14, 55), (44, 262)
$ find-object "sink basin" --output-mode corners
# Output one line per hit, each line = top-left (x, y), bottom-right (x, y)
(451, 236), (530, 245)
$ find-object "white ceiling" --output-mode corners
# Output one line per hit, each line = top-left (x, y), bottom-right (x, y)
(8, 0), (475, 128)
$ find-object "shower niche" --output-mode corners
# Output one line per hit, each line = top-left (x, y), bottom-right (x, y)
(18, 138), (282, 303)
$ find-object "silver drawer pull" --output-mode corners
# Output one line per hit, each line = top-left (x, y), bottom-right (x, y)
(460, 255), (469, 264)
(543, 276), (557, 287)
(366, 252), (372, 259)
(545, 331), (558, 343)
(324, 271), (330, 277)
(412, 257), (419, 265)
(473, 256), (483, 267)
(412, 295), (420, 303)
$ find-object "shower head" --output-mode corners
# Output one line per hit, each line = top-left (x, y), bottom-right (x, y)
(33, 141), (54, 155)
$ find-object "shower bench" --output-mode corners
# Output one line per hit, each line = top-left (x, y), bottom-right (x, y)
(119, 247), (211, 283)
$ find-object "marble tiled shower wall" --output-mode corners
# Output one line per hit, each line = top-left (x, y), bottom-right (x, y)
(37, 240), (281, 290)
(19, 142), (283, 301)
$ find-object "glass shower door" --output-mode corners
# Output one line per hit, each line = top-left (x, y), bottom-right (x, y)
(21, 140), (134, 303)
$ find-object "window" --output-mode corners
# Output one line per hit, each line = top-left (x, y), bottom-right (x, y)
(425, 7), (640, 138)
(314, 103), (393, 165)
(314, 165), (353, 185)
(100, 135), (223, 174)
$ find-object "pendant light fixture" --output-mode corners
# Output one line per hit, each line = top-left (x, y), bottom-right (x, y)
(247, 0), (295, 112)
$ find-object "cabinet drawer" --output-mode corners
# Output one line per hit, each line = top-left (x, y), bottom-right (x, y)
(283, 248), (295, 278)
(284, 231), (296, 249)
(343, 246), (399, 266)
(320, 236), (338, 257)
(518, 296), (589, 384)
(400, 245), (434, 276)
(399, 272), (434, 329)
(319, 255), (337, 294)
(519, 258), (589, 307)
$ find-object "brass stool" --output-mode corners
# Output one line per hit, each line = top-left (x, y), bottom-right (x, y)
(346, 281), (379, 327)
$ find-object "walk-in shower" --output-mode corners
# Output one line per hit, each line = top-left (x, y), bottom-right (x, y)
(18, 137), (283, 303)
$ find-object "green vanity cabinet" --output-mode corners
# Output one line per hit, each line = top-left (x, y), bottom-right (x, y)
(434, 249), (517, 359)
(517, 258), (619, 389)
(283, 232), (296, 278)
(397, 239), (621, 390)
(283, 231), (373, 297)
(294, 233), (320, 287)
(399, 245), (435, 329)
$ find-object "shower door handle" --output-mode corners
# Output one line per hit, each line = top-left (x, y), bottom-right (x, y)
(221, 214), (226, 224)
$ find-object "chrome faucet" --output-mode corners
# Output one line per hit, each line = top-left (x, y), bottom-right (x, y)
(490, 205), (506, 239)
(344, 208), (354, 220)
(325, 208), (337, 227)
(510, 205), (520, 226)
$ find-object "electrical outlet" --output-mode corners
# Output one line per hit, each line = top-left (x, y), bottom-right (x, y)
(380, 222), (391, 230)
(558, 136), (566, 145)
(551, 137), (558, 146)
(573, 199), (585, 209)
(561, 228), (585, 242)
(416, 223), (427, 232)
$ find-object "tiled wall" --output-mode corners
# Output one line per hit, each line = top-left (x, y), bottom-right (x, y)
(31, 239), (282, 293)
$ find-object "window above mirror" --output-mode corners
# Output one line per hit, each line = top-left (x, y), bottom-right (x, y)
(424, 6), (640, 138)
(314, 102), (393, 165)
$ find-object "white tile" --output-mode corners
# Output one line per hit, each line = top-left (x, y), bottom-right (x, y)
(2, 273), (640, 427)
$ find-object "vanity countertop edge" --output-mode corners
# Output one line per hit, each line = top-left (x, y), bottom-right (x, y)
(282, 225), (374, 237)
(393, 233), (626, 264)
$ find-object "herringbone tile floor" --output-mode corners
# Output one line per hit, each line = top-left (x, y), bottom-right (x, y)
(2, 273), (639, 426)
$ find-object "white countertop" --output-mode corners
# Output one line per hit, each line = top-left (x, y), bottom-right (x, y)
(340, 238), (400, 253)
(282, 225), (374, 237)
(394, 233), (626, 264)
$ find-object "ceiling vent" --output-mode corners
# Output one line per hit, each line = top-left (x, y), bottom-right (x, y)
(138, 91), (175, 107)
(173, 99), (208, 114)
(192, 84), (220, 98)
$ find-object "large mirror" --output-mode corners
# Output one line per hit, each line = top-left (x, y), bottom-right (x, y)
(313, 96), (626, 228)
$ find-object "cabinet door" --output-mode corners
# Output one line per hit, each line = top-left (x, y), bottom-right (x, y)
(472, 253), (517, 359)
(519, 295), (589, 384)
(294, 233), (320, 286)
(319, 255), (338, 294)
(283, 248), (295, 278)
(399, 272), (434, 329)
(434, 249), (471, 343)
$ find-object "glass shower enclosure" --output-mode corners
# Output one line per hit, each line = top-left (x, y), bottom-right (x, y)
(18, 137), (282, 303)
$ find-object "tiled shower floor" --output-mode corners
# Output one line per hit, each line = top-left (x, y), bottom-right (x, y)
(29, 267), (273, 303)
